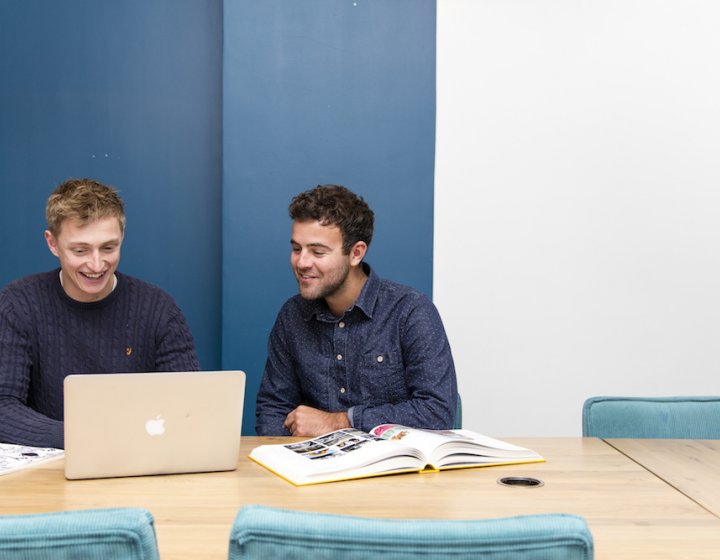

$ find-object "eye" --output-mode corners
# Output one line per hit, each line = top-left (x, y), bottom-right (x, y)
(72, 248), (87, 255)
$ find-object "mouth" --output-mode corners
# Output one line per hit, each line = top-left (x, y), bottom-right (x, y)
(80, 271), (107, 281)
(296, 272), (321, 289)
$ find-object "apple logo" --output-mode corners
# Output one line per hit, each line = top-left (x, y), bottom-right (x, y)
(145, 415), (166, 436)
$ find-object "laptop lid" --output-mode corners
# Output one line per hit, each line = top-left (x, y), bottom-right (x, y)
(63, 370), (245, 480)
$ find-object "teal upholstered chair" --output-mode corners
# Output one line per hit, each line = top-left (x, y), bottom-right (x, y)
(228, 505), (594, 560)
(0, 508), (159, 560)
(453, 392), (463, 429)
(582, 396), (720, 438)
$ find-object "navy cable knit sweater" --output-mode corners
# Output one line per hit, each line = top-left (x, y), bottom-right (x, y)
(0, 269), (199, 449)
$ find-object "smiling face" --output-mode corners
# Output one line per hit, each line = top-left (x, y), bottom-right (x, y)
(45, 216), (123, 302)
(290, 220), (368, 316)
(291, 220), (351, 302)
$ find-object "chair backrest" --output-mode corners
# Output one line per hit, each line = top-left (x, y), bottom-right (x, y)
(453, 392), (463, 429)
(582, 396), (720, 438)
(228, 505), (594, 560)
(0, 507), (159, 560)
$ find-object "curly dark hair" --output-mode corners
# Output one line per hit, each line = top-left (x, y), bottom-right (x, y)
(289, 185), (374, 254)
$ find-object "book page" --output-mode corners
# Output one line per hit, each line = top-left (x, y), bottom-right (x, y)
(370, 424), (455, 462)
(250, 428), (425, 484)
(428, 430), (543, 467)
(0, 443), (64, 476)
(370, 425), (543, 468)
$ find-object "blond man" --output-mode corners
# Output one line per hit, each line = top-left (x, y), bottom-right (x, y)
(0, 178), (198, 448)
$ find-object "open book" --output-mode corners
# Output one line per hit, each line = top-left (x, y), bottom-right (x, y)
(249, 424), (544, 486)
(0, 443), (64, 476)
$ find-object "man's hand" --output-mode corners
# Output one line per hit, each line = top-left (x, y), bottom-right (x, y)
(283, 405), (351, 437)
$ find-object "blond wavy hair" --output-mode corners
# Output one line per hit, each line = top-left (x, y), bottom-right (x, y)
(46, 178), (125, 236)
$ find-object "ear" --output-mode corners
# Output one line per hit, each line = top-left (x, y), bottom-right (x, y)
(348, 241), (368, 266)
(44, 230), (60, 257)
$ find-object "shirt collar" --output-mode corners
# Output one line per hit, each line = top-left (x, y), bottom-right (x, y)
(353, 262), (378, 319)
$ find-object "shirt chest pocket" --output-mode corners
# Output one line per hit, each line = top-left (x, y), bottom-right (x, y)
(357, 351), (408, 405)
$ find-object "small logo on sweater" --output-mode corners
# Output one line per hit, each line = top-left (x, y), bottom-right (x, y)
(126, 347), (133, 356)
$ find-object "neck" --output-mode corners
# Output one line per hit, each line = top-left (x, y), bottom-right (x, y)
(59, 270), (118, 301)
(326, 266), (368, 317)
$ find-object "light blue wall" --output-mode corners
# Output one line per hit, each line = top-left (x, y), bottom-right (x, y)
(222, 0), (437, 433)
(0, 0), (223, 370)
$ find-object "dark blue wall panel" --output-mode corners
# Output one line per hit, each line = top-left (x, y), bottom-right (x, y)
(0, 0), (223, 369)
(222, 0), (436, 433)
(0, 0), (436, 434)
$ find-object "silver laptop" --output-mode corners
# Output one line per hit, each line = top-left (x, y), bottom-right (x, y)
(64, 370), (245, 480)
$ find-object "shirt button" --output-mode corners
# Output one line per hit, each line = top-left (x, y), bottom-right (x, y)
(376, 355), (384, 363)
(339, 321), (345, 328)
(340, 387), (346, 394)
(336, 354), (343, 361)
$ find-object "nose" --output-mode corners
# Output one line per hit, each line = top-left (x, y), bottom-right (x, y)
(88, 250), (103, 271)
(295, 249), (313, 269)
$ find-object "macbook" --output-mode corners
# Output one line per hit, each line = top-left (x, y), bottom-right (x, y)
(63, 370), (245, 480)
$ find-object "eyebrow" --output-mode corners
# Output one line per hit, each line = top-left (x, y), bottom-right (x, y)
(68, 239), (121, 247)
(290, 240), (333, 250)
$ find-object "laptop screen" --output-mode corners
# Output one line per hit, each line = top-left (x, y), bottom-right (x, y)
(64, 370), (245, 480)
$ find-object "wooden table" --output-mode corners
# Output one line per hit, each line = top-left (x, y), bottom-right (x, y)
(606, 438), (720, 519)
(2, 437), (720, 559)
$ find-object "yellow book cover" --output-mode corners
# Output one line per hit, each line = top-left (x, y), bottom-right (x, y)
(249, 425), (544, 486)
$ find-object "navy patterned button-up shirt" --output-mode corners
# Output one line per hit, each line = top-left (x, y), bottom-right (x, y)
(255, 263), (457, 435)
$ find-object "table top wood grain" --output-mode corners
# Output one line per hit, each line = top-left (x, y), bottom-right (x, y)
(2, 437), (719, 559)
(606, 438), (720, 519)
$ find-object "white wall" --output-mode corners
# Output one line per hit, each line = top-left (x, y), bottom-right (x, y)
(434, 0), (720, 436)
